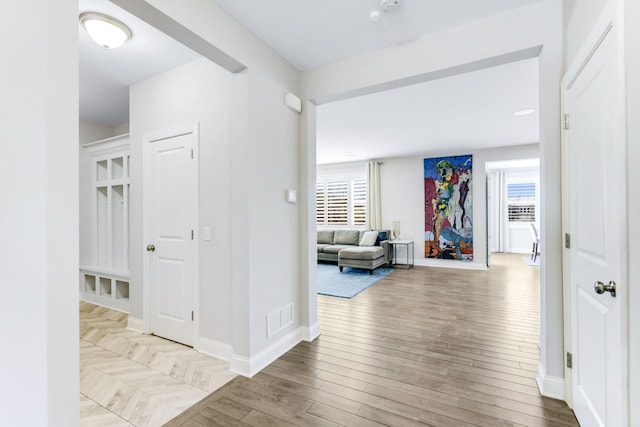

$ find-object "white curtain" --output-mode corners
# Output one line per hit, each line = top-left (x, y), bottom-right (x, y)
(366, 161), (381, 230)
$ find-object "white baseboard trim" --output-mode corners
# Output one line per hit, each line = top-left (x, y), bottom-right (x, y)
(126, 316), (147, 333)
(536, 364), (565, 400)
(414, 259), (487, 271)
(301, 322), (320, 342)
(197, 337), (233, 362)
(230, 327), (303, 378)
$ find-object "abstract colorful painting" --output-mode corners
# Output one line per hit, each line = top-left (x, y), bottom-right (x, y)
(424, 155), (473, 260)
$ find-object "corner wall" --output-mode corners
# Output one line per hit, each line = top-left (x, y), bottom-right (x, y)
(129, 57), (234, 346)
(0, 0), (79, 424)
(125, 0), (303, 374)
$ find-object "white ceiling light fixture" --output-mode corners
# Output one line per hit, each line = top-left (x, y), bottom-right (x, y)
(80, 12), (132, 49)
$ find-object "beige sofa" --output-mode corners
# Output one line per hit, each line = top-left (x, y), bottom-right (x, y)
(317, 229), (391, 274)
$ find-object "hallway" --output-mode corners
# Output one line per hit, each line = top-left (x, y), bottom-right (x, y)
(167, 254), (577, 426)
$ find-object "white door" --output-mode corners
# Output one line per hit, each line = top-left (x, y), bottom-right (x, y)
(146, 128), (198, 347)
(565, 16), (626, 427)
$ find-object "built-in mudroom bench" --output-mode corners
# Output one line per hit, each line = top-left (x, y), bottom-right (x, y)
(79, 134), (130, 313)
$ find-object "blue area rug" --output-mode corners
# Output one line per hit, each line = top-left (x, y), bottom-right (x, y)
(316, 263), (393, 298)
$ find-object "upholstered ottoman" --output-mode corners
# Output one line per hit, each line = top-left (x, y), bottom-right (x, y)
(338, 246), (387, 275)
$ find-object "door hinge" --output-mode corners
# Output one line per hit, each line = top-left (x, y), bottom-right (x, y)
(563, 114), (570, 130)
(191, 229), (194, 240)
(191, 148), (194, 159)
(567, 351), (573, 369)
(565, 233), (571, 249)
(191, 311), (194, 321)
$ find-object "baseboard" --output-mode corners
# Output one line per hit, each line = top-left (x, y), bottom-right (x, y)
(301, 322), (320, 342)
(536, 364), (565, 400)
(126, 316), (147, 333)
(230, 327), (302, 378)
(415, 259), (487, 271)
(197, 337), (233, 362)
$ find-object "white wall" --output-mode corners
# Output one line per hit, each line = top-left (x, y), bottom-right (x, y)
(0, 0), (79, 424)
(125, 0), (303, 373)
(380, 144), (539, 269)
(302, 0), (564, 391)
(563, 0), (609, 67)
(79, 119), (116, 145)
(130, 57), (234, 346)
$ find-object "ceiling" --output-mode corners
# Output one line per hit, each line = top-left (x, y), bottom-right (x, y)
(79, 0), (541, 164)
(79, 0), (198, 126)
(210, 0), (542, 71)
(316, 58), (539, 164)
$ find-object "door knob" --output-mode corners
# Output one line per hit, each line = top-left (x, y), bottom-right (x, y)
(146, 244), (155, 252)
(594, 280), (616, 297)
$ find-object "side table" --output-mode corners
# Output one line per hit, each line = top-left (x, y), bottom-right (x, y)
(389, 239), (414, 269)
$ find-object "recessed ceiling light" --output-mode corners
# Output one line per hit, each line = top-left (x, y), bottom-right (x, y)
(514, 108), (535, 116)
(79, 12), (132, 49)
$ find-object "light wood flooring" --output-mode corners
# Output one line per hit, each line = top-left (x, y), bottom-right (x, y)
(166, 254), (578, 426)
(79, 301), (236, 426)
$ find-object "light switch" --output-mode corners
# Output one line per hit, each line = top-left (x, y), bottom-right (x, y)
(203, 227), (211, 241)
(286, 189), (297, 203)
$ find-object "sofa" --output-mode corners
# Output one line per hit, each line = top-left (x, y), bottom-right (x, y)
(317, 229), (391, 274)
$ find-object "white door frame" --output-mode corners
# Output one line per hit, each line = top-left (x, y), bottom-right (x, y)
(561, 1), (628, 415)
(142, 122), (200, 344)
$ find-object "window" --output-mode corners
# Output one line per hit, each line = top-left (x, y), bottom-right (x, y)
(316, 176), (367, 226)
(507, 182), (536, 222)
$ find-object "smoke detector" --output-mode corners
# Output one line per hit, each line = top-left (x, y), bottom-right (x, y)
(379, 0), (402, 14)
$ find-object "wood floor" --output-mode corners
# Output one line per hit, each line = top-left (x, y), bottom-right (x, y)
(79, 302), (236, 426)
(166, 254), (578, 426)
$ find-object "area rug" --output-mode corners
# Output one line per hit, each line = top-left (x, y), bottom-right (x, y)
(316, 263), (393, 298)
(523, 256), (540, 266)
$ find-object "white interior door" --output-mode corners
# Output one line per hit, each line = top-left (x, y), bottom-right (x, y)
(565, 16), (626, 426)
(146, 128), (198, 347)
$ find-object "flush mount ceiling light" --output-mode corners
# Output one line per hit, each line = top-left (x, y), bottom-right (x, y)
(79, 12), (132, 49)
(514, 108), (535, 116)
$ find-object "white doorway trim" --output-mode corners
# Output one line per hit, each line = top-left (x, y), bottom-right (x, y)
(141, 122), (200, 346)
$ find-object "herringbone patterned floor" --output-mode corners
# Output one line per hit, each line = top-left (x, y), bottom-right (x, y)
(79, 301), (236, 426)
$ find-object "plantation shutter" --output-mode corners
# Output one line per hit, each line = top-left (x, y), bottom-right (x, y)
(352, 179), (367, 225)
(326, 180), (349, 225)
(316, 172), (367, 227)
(316, 182), (326, 225)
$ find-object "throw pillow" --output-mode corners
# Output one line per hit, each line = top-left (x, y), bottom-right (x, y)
(359, 230), (379, 246)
